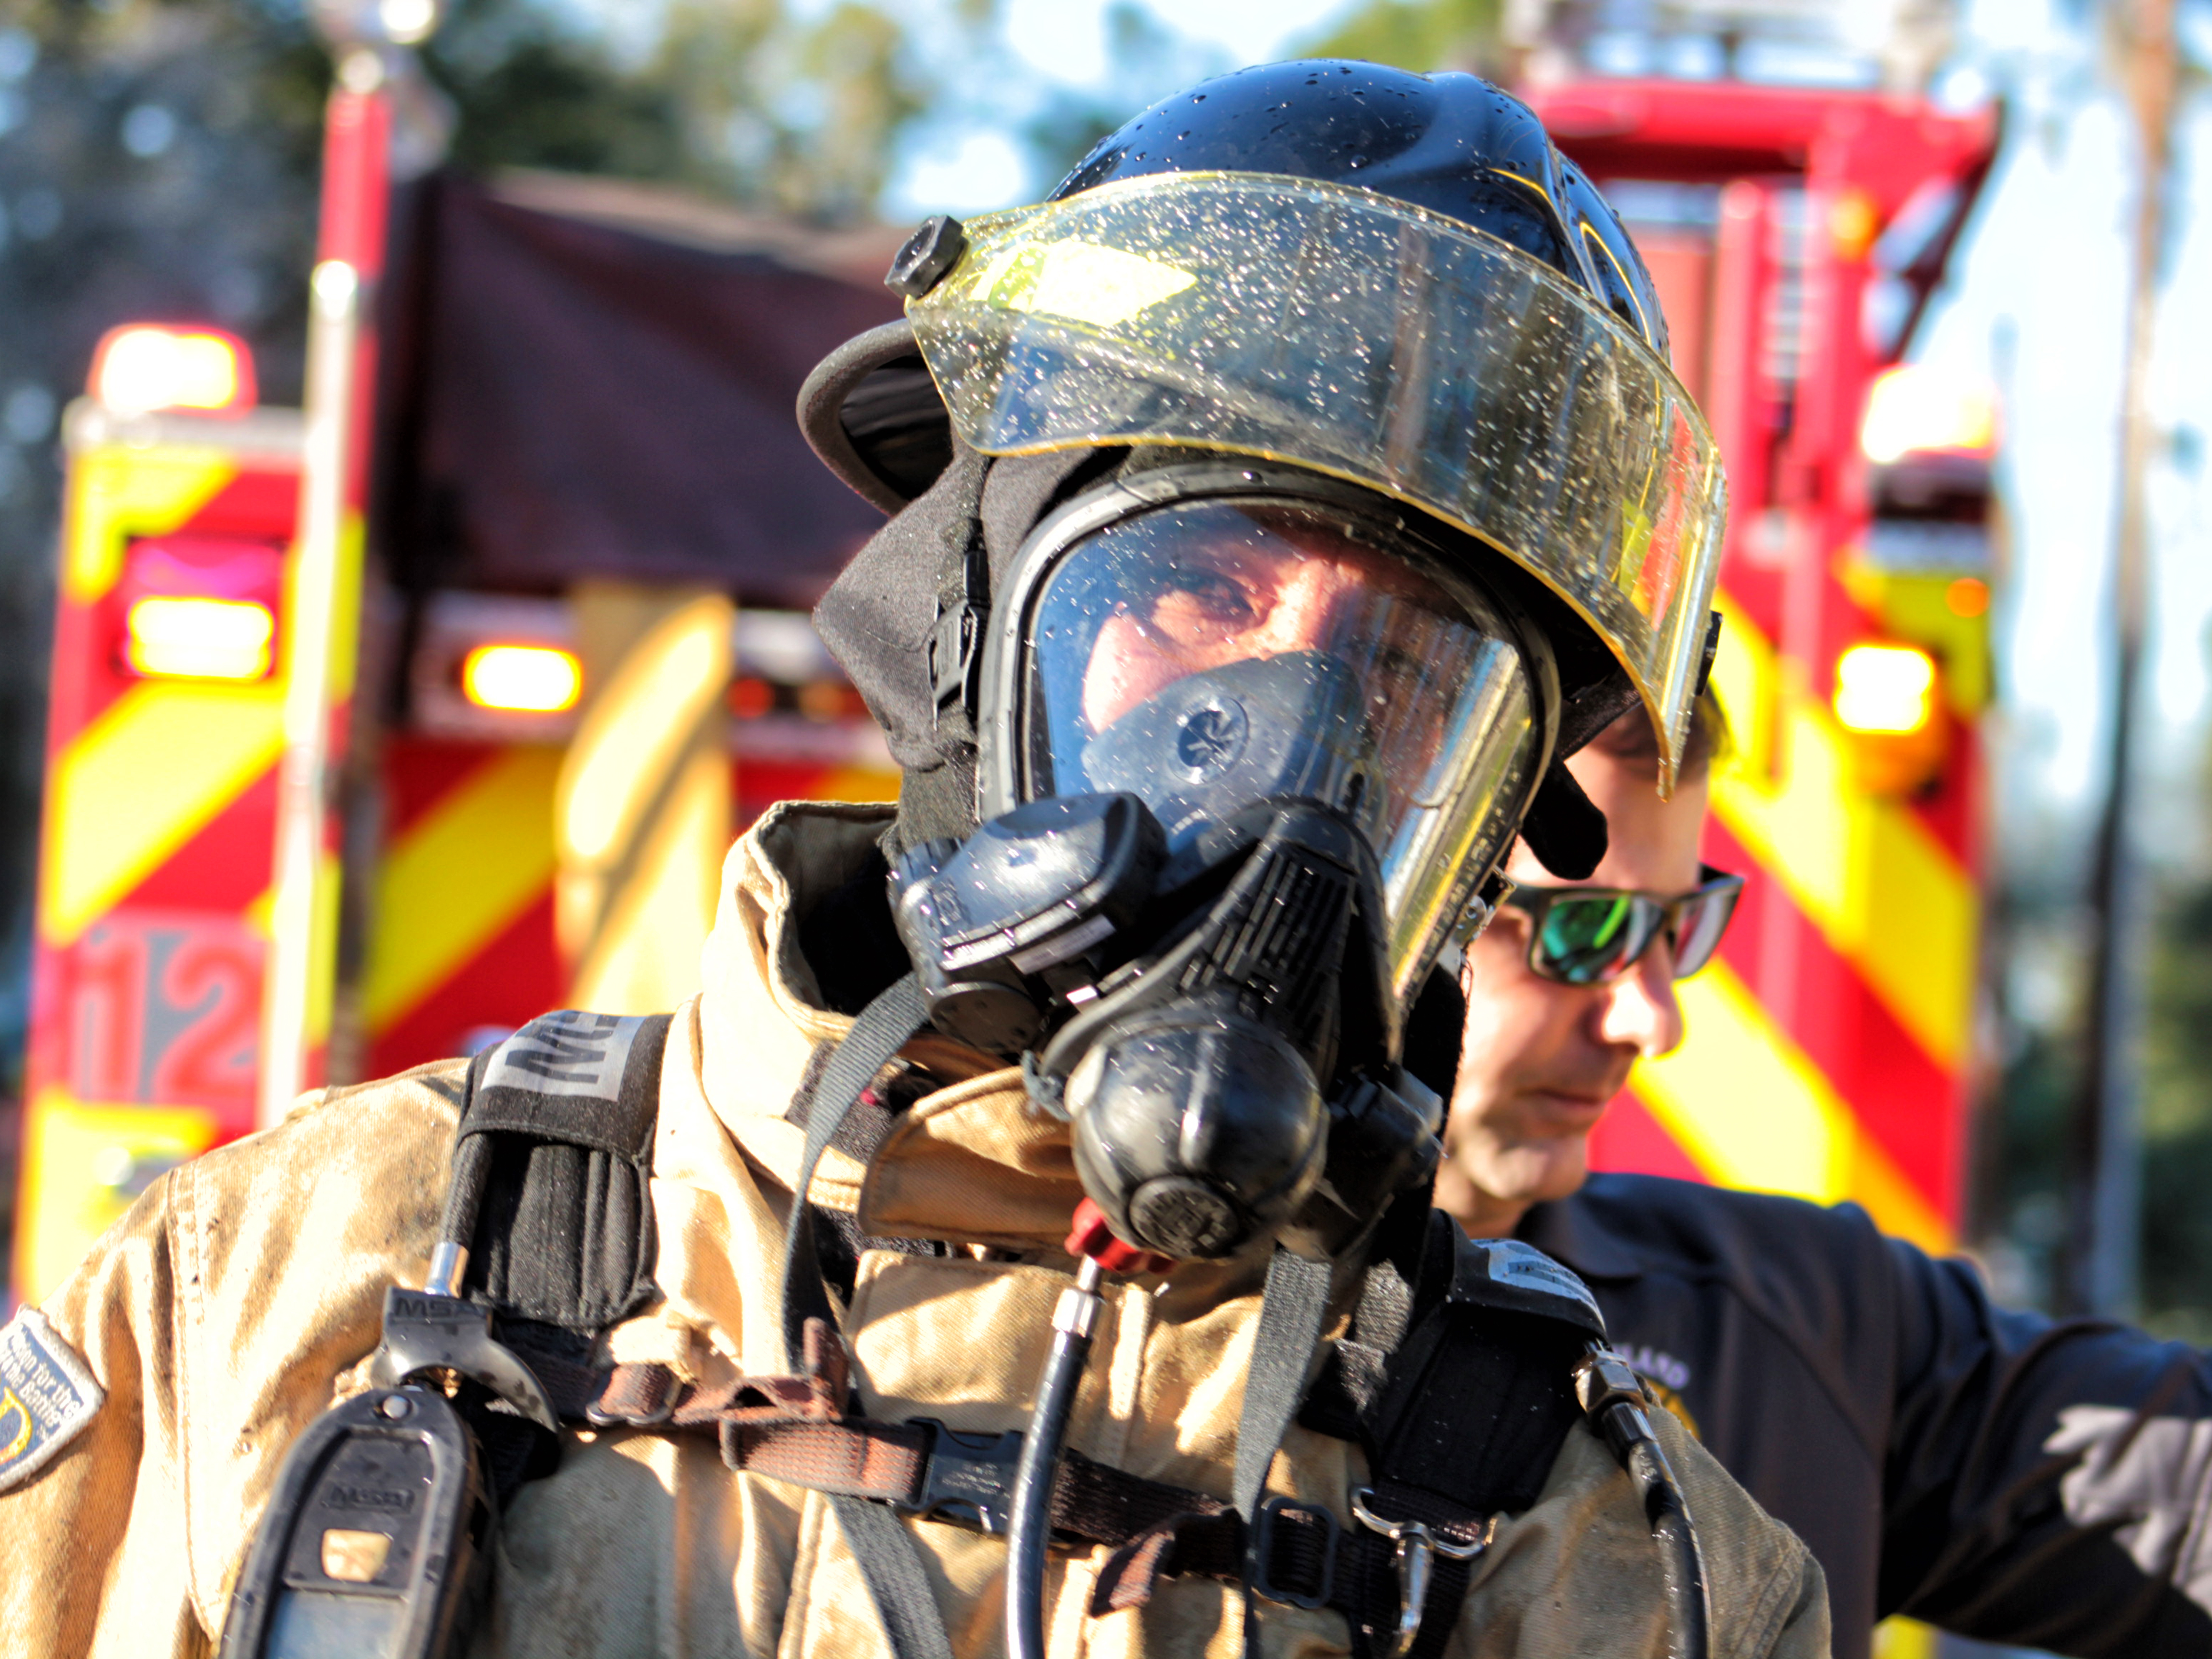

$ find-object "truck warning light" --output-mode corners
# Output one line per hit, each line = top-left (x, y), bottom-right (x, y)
(1834, 643), (1938, 735)
(90, 325), (257, 417)
(461, 644), (582, 713)
(125, 596), (276, 681)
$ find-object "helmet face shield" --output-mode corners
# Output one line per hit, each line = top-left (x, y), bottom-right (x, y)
(985, 483), (1547, 1003)
(908, 171), (1726, 783)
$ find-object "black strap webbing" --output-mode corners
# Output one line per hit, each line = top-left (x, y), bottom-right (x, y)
(834, 1497), (959, 1659)
(776, 974), (928, 1369)
(1232, 1247), (1336, 1659)
(1232, 1248), (1334, 1524)
(444, 1010), (672, 1334)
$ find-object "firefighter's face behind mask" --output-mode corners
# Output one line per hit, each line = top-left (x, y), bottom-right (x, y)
(894, 474), (1550, 1261)
(1020, 497), (1539, 965)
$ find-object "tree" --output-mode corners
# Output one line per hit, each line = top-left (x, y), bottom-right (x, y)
(1297, 0), (1506, 75)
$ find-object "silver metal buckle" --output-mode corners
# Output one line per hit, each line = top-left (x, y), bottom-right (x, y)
(1349, 1487), (1494, 1658)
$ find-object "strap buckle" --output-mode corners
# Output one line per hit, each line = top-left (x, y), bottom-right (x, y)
(1349, 1488), (1493, 1658)
(903, 1418), (1025, 1535)
(928, 598), (985, 724)
(367, 1287), (558, 1432)
(1248, 1495), (1338, 1610)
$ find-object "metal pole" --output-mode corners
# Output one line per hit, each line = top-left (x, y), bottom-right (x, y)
(2064, 0), (2177, 1318)
(260, 257), (362, 1126)
(258, 47), (393, 1126)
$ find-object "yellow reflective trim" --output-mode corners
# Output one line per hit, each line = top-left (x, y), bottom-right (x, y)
(362, 747), (562, 1033)
(13, 1089), (219, 1305)
(39, 681), (285, 945)
(64, 443), (239, 604)
(1706, 594), (1976, 1069)
(1872, 1618), (1941, 1659)
(1632, 961), (1951, 1254)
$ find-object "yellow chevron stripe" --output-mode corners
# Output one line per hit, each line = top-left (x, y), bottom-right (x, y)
(65, 443), (240, 604)
(14, 1088), (220, 1305)
(39, 681), (286, 945)
(1706, 594), (1977, 1069)
(362, 747), (563, 1033)
(1632, 961), (1951, 1253)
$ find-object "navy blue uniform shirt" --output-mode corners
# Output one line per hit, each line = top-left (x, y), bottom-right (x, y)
(1519, 1173), (2212, 1659)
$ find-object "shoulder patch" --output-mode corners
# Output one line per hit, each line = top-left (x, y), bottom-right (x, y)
(0, 1308), (105, 1492)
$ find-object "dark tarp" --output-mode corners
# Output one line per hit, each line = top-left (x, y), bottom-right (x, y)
(375, 170), (903, 609)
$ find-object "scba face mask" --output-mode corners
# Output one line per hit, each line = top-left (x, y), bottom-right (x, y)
(891, 463), (1555, 1261)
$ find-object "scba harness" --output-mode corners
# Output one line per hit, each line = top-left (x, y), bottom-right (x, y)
(221, 1004), (1705, 1659)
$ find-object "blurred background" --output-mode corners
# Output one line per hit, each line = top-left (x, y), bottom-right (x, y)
(0, 6), (2207, 1648)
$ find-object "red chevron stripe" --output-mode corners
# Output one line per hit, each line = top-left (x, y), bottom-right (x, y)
(1701, 813), (1964, 1217)
(366, 887), (561, 1077)
(382, 738), (519, 834)
(107, 766), (277, 915)
(176, 466), (300, 537)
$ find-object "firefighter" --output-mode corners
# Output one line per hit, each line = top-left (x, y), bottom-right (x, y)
(1443, 692), (2212, 1659)
(0, 64), (1829, 1658)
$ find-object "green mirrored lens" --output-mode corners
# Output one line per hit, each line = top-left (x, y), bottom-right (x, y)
(1535, 894), (1652, 984)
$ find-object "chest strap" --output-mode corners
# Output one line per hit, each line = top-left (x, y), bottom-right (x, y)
(583, 1304), (1565, 1659)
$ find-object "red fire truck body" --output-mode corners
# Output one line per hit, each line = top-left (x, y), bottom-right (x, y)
(14, 64), (1999, 1305)
(1526, 77), (2000, 1248)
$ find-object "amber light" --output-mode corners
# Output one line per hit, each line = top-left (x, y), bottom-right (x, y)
(1834, 644), (1937, 735)
(91, 324), (257, 416)
(462, 644), (581, 713)
(1945, 578), (1990, 618)
(126, 596), (275, 680)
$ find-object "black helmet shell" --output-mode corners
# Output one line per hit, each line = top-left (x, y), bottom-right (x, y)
(797, 60), (1673, 515)
(1054, 61), (1667, 359)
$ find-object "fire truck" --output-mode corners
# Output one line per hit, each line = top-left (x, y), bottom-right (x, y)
(13, 30), (904, 1302)
(14, 30), (2000, 1347)
(1524, 78), (2002, 1257)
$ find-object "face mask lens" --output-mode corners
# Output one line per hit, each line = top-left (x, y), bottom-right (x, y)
(1015, 497), (1542, 999)
(1534, 894), (1657, 985)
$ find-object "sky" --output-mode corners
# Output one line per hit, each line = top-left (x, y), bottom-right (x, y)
(1920, 0), (2212, 857)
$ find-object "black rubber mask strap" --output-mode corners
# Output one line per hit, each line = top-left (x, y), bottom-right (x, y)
(777, 973), (928, 1371)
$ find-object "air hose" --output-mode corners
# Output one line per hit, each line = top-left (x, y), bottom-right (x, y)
(1578, 1348), (1711, 1659)
(1007, 1203), (1172, 1659)
(1006, 1253), (1105, 1659)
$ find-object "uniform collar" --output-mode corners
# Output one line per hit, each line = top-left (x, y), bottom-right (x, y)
(1515, 1176), (1650, 1281)
(694, 800), (1084, 1256)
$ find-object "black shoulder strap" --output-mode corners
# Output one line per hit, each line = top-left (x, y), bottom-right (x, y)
(443, 1010), (672, 1341)
(1365, 1219), (1596, 1514)
(1298, 1210), (1601, 1659)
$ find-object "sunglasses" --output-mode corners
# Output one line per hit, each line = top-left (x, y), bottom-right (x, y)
(1499, 865), (1745, 986)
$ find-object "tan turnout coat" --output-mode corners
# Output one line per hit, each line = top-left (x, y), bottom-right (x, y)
(0, 803), (1830, 1658)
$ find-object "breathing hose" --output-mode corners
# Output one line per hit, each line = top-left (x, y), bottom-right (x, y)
(1006, 1252), (1107, 1659)
(1579, 1347), (1710, 1659)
